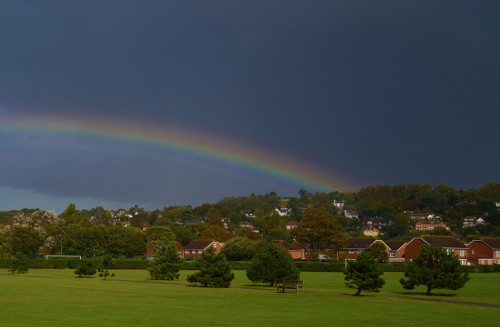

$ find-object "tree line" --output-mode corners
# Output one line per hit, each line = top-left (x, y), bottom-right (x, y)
(1, 183), (499, 258)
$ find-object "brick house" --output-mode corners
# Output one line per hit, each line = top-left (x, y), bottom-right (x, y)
(286, 221), (298, 230)
(372, 240), (406, 263)
(183, 240), (223, 259)
(414, 221), (448, 231)
(467, 238), (500, 265)
(239, 222), (254, 229)
(146, 241), (184, 259)
(404, 236), (467, 265)
(272, 240), (307, 260)
(342, 238), (376, 260)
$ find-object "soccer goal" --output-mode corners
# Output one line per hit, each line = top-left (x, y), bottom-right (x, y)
(45, 255), (82, 260)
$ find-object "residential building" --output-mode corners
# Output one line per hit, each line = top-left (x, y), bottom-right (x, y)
(342, 238), (376, 260)
(275, 208), (291, 217)
(363, 217), (391, 230)
(286, 221), (298, 230)
(272, 240), (307, 260)
(332, 201), (344, 208)
(404, 236), (467, 265)
(414, 221), (448, 231)
(183, 240), (223, 259)
(145, 241), (184, 259)
(344, 210), (359, 219)
(363, 228), (380, 237)
(372, 240), (406, 263)
(467, 238), (500, 265)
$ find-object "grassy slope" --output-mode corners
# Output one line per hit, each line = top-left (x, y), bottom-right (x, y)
(0, 270), (498, 327)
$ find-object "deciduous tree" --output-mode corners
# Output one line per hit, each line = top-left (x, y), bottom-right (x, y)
(200, 225), (233, 242)
(221, 237), (262, 261)
(290, 208), (346, 260)
(246, 243), (299, 287)
(9, 252), (28, 274)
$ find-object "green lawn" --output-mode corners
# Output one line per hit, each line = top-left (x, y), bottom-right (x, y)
(1, 269), (498, 326)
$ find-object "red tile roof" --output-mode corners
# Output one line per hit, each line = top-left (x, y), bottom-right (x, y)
(345, 238), (376, 249)
(480, 238), (500, 249)
(183, 240), (214, 250)
(383, 240), (406, 251)
(272, 240), (304, 251)
(421, 236), (466, 248)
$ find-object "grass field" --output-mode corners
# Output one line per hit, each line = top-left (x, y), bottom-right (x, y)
(1, 269), (499, 327)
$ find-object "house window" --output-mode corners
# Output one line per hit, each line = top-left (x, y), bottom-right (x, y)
(495, 251), (500, 258)
(472, 249), (475, 255)
(390, 251), (396, 258)
(447, 249), (453, 255)
(186, 250), (191, 254)
(198, 250), (202, 254)
(459, 250), (465, 257)
(349, 250), (356, 254)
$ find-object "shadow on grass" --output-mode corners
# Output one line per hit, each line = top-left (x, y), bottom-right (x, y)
(241, 283), (274, 288)
(393, 291), (457, 297)
(341, 292), (378, 297)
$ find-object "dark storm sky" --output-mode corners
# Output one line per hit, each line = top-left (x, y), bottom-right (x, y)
(0, 1), (499, 212)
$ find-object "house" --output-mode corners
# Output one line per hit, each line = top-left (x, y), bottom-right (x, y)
(461, 217), (476, 228)
(409, 213), (439, 220)
(272, 240), (307, 260)
(146, 241), (184, 259)
(220, 218), (231, 229)
(404, 236), (467, 265)
(363, 228), (380, 237)
(461, 216), (486, 228)
(414, 221), (448, 231)
(332, 201), (344, 208)
(239, 222), (259, 233)
(372, 240), (406, 263)
(342, 238), (376, 260)
(344, 210), (359, 219)
(183, 240), (223, 259)
(467, 238), (500, 265)
(275, 208), (291, 217)
(363, 217), (391, 230)
(239, 222), (254, 229)
(286, 221), (298, 230)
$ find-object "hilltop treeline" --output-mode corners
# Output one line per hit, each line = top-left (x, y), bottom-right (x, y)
(0, 183), (499, 258)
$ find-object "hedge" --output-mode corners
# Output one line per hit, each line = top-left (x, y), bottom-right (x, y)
(0, 258), (498, 272)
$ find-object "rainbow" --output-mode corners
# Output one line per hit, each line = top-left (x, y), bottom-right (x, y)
(0, 112), (357, 192)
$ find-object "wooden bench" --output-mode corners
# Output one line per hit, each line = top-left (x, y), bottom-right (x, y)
(277, 280), (304, 293)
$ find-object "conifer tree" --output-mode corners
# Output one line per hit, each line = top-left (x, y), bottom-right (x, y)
(344, 251), (385, 296)
(187, 246), (234, 287)
(98, 254), (115, 280)
(74, 257), (97, 278)
(148, 243), (182, 280)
